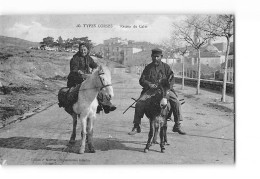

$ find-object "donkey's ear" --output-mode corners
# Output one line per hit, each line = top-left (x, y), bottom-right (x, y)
(168, 71), (174, 82)
(98, 65), (104, 73)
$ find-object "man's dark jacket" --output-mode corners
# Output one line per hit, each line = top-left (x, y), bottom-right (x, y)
(139, 61), (174, 93)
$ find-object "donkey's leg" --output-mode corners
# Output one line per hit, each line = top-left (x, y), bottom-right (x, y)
(160, 126), (166, 153)
(164, 122), (170, 145)
(69, 113), (77, 144)
(144, 120), (155, 153)
(79, 114), (88, 154)
(152, 127), (159, 144)
(87, 116), (95, 153)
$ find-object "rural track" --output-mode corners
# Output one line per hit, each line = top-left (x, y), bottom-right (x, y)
(0, 72), (234, 165)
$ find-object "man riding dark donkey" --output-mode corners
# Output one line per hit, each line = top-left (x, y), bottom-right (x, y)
(128, 48), (186, 135)
(60, 43), (116, 114)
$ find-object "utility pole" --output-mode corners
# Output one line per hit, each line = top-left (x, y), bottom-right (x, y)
(182, 56), (185, 90)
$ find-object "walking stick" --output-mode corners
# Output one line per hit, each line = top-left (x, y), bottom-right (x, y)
(122, 98), (138, 114)
(123, 88), (154, 114)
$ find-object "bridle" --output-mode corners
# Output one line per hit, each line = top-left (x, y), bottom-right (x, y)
(98, 72), (112, 90)
(157, 80), (170, 109)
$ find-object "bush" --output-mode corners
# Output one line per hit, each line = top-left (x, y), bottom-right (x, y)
(0, 52), (13, 61)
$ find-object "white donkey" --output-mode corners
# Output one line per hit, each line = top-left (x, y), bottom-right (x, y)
(59, 65), (114, 154)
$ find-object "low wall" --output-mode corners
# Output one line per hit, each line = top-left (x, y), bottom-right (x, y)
(126, 64), (234, 94)
(174, 77), (234, 94)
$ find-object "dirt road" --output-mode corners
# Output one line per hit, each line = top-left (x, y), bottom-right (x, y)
(0, 72), (234, 165)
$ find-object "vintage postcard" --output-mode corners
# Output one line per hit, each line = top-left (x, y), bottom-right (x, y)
(0, 14), (235, 165)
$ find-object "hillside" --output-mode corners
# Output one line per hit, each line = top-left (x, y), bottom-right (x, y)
(0, 36), (121, 127)
(0, 39), (72, 126)
(0, 35), (39, 48)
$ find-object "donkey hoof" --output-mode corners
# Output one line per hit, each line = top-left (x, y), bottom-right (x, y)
(79, 148), (85, 154)
(161, 149), (165, 153)
(89, 149), (96, 153)
(88, 145), (96, 153)
(144, 148), (149, 153)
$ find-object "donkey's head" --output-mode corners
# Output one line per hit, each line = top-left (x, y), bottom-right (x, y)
(95, 65), (114, 99)
(157, 79), (170, 109)
(158, 72), (173, 109)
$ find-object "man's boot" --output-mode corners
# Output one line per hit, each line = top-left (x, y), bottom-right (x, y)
(103, 103), (117, 114)
(96, 104), (103, 114)
(128, 124), (141, 135)
(172, 124), (186, 135)
(97, 91), (116, 114)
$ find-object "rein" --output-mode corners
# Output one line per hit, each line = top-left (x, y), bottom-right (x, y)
(98, 72), (112, 90)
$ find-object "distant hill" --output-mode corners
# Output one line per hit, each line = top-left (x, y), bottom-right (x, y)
(0, 36), (39, 48)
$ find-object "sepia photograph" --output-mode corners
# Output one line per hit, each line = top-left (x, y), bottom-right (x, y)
(2, 0), (260, 178)
(0, 13), (235, 165)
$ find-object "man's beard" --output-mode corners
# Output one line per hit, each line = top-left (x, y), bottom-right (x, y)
(153, 60), (160, 66)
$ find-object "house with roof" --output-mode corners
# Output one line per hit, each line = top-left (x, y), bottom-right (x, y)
(200, 42), (225, 68)
(96, 37), (164, 65)
(186, 39), (225, 69)
(170, 40), (229, 79)
(213, 42), (227, 53)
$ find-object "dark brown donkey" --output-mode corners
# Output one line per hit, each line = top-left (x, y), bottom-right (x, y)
(143, 78), (171, 153)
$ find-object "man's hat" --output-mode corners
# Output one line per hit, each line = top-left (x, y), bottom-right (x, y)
(152, 48), (163, 56)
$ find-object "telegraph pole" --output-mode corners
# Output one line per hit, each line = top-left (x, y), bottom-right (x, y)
(182, 56), (185, 90)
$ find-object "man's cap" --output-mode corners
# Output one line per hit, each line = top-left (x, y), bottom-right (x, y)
(152, 48), (163, 56)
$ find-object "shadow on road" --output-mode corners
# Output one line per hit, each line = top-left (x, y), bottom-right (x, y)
(0, 137), (70, 151)
(0, 137), (145, 154)
(184, 134), (234, 141)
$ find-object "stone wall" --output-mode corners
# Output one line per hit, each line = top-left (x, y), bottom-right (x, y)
(174, 77), (234, 94)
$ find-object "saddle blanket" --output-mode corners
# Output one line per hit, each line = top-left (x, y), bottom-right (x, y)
(58, 84), (81, 109)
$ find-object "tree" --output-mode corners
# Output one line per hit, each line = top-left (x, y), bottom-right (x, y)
(172, 15), (212, 95)
(41, 35), (94, 52)
(41, 36), (54, 47)
(56, 36), (64, 48)
(76, 36), (93, 50)
(175, 46), (189, 90)
(63, 36), (93, 50)
(162, 37), (189, 90)
(203, 15), (234, 102)
(64, 38), (73, 49)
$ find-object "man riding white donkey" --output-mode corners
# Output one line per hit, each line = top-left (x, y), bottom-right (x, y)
(128, 48), (186, 136)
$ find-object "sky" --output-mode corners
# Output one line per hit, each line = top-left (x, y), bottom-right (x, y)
(0, 14), (189, 45)
(1, 1), (260, 177)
